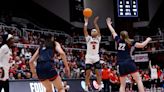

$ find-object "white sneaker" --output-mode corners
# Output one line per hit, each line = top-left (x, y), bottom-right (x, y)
(98, 84), (103, 91)
(84, 86), (89, 92)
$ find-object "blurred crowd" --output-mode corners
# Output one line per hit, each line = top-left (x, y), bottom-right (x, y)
(0, 21), (164, 92)
(0, 26), (111, 80)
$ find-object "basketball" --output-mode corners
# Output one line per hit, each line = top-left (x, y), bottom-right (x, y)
(83, 8), (93, 18)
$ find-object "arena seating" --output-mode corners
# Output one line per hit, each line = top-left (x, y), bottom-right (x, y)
(0, 18), (164, 91)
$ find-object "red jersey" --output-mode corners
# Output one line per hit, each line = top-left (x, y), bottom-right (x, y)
(144, 74), (150, 81)
(102, 68), (110, 79)
(109, 72), (119, 83)
(157, 70), (162, 78)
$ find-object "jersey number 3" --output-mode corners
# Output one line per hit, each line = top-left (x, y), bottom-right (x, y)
(118, 43), (126, 51)
(92, 45), (96, 49)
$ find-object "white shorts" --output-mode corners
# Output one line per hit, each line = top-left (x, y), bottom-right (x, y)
(85, 55), (100, 64)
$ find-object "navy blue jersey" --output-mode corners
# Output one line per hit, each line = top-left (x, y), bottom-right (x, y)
(37, 47), (54, 63)
(36, 46), (57, 80)
(115, 36), (136, 62)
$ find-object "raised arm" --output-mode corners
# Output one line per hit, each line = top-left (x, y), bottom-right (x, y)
(106, 17), (118, 38)
(29, 48), (39, 77)
(149, 60), (152, 69)
(94, 16), (101, 37)
(135, 37), (152, 48)
(55, 42), (70, 77)
(83, 17), (89, 37)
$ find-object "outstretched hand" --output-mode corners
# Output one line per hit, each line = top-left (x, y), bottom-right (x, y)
(146, 37), (152, 41)
(106, 17), (112, 25)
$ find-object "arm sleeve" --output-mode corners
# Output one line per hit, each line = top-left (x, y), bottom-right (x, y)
(114, 36), (120, 43)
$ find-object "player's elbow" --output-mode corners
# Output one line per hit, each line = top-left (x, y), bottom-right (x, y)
(137, 45), (144, 48)
(60, 52), (66, 56)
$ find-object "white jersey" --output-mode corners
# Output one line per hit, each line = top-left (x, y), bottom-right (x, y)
(0, 44), (12, 80)
(150, 68), (158, 79)
(85, 36), (101, 57)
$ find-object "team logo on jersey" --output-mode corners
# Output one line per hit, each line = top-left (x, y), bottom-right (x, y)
(90, 41), (97, 44)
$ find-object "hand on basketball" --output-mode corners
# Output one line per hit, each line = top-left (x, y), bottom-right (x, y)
(106, 17), (112, 25)
(94, 16), (99, 24)
(65, 66), (70, 78)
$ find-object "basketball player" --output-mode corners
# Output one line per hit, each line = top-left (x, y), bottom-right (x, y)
(29, 36), (70, 92)
(83, 16), (102, 91)
(106, 17), (152, 92)
(0, 34), (15, 92)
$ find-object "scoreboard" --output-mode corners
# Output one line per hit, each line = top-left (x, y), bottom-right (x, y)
(117, 0), (138, 17)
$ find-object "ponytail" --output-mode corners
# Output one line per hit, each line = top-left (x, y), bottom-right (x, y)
(125, 38), (132, 45)
(40, 35), (56, 49)
(120, 31), (132, 45)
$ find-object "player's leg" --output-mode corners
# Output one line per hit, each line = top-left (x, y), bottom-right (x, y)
(119, 76), (126, 92)
(3, 80), (9, 92)
(41, 79), (53, 92)
(51, 76), (65, 92)
(85, 64), (92, 91)
(0, 80), (3, 92)
(95, 69), (102, 91)
(131, 72), (145, 92)
(94, 61), (102, 90)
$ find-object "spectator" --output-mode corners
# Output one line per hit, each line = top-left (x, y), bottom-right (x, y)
(72, 64), (80, 78)
(25, 72), (32, 79)
(63, 81), (70, 92)
(126, 75), (133, 92)
(9, 72), (15, 80)
(102, 64), (110, 92)
(24, 48), (32, 60)
(143, 70), (151, 90)
(109, 69), (119, 92)
(80, 70), (85, 78)
(16, 72), (23, 80)
(149, 60), (158, 90)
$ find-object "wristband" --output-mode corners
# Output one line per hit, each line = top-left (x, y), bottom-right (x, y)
(84, 22), (88, 26)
